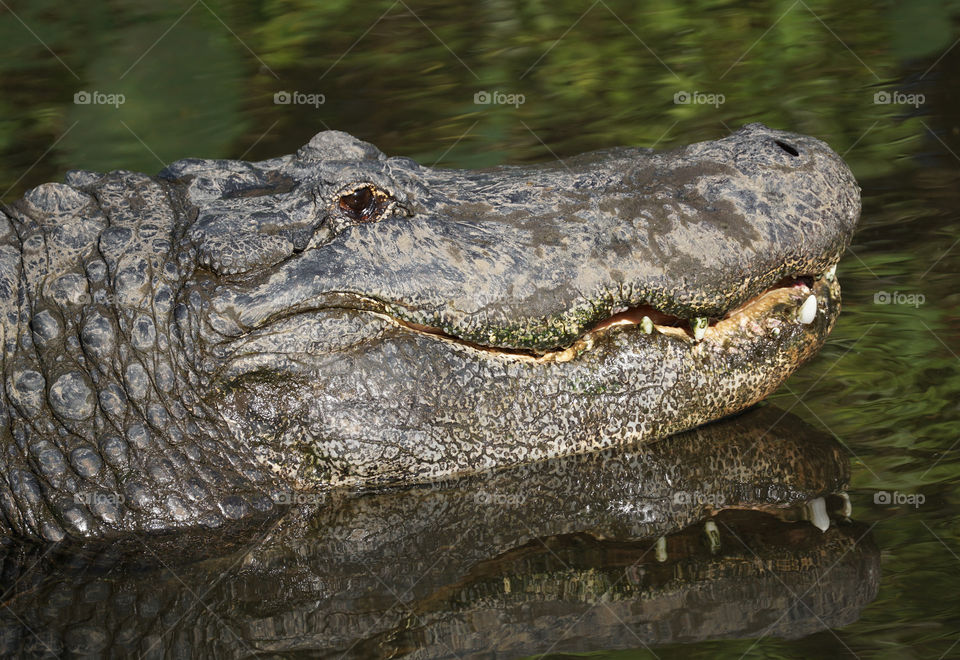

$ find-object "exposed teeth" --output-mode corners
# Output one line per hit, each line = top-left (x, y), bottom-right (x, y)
(692, 317), (709, 341)
(798, 294), (817, 324)
(825, 264), (837, 282)
(655, 536), (667, 562)
(641, 316), (654, 334)
(704, 520), (721, 554)
(806, 497), (830, 532)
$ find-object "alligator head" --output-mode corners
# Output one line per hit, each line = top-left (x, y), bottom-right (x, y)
(0, 123), (860, 538)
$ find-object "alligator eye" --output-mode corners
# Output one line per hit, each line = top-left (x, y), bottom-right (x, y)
(337, 185), (390, 222)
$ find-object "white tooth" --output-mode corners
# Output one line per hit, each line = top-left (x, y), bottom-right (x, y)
(641, 316), (654, 334)
(704, 520), (721, 554)
(656, 536), (667, 563)
(692, 317), (708, 341)
(825, 264), (837, 282)
(807, 497), (830, 532)
(798, 294), (817, 324)
(839, 492), (852, 518)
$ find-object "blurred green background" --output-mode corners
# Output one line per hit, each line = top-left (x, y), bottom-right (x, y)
(1, 0), (958, 188)
(2, 0), (960, 657)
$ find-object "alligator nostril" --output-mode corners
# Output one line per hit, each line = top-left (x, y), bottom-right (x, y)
(774, 140), (800, 157)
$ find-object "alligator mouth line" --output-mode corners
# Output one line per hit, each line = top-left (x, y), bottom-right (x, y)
(391, 265), (838, 364)
(226, 265), (838, 372)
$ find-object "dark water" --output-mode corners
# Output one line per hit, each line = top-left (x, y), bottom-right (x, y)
(1, 0), (959, 657)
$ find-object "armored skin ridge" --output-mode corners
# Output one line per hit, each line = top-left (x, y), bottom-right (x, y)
(0, 123), (860, 540)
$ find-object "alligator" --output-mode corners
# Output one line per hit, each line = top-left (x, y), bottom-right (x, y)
(0, 406), (878, 657)
(0, 123), (860, 540)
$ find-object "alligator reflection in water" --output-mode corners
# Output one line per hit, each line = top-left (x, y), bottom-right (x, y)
(0, 405), (878, 657)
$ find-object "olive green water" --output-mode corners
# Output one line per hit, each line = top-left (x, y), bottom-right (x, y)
(1, 1), (959, 657)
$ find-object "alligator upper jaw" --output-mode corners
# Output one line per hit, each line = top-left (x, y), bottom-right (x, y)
(200, 123), (860, 354)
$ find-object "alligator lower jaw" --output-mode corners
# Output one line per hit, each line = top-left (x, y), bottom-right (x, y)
(393, 269), (840, 363)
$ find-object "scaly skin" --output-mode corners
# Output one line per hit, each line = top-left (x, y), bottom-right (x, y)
(0, 407), (878, 656)
(0, 124), (860, 539)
